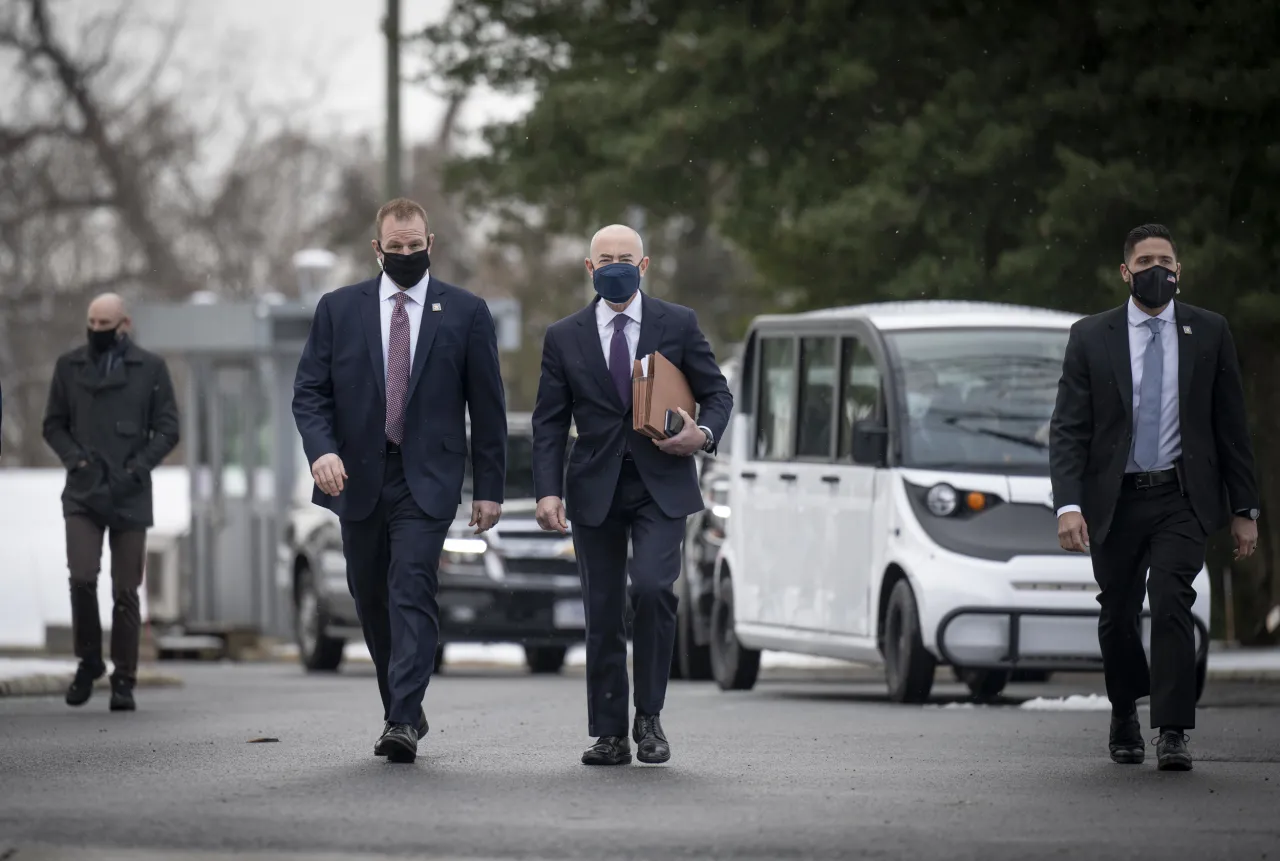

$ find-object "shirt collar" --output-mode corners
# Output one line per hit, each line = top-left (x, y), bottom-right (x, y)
(379, 271), (430, 304)
(1127, 297), (1175, 327)
(596, 292), (643, 328)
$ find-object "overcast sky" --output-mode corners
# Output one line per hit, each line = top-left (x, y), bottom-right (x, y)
(163, 0), (528, 148)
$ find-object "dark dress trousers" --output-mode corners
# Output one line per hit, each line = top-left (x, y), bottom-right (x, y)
(1049, 301), (1258, 728)
(293, 275), (507, 725)
(532, 294), (733, 737)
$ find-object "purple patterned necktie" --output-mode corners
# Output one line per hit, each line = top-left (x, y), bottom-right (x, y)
(385, 291), (411, 444)
(609, 314), (631, 405)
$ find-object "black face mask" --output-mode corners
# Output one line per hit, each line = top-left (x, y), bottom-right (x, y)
(377, 242), (431, 288)
(87, 326), (120, 354)
(1128, 264), (1178, 309)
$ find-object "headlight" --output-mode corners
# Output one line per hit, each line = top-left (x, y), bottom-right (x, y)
(925, 483), (958, 517)
(711, 504), (731, 519)
(924, 483), (994, 517)
(443, 538), (487, 556)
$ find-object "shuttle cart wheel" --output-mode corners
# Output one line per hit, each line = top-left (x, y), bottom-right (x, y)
(710, 578), (760, 691)
(883, 579), (936, 703)
(959, 669), (1010, 701)
(295, 566), (345, 673)
(525, 645), (568, 674)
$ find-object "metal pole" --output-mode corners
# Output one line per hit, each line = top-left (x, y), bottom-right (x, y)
(384, 0), (401, 200)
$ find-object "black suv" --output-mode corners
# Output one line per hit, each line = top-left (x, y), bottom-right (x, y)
(283, 413), (584, 675)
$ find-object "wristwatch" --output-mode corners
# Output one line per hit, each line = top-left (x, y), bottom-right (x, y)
(697, 425), (715, 453)
(1236, 508), (1261, 521)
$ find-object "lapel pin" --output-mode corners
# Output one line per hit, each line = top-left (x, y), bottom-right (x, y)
(432, 303), (442, 312)
(1182, 325), (1191, 335)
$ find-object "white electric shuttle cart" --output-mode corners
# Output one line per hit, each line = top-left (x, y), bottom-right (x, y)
(708, 301), (1210, 702)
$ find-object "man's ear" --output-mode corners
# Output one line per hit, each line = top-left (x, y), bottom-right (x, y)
(583, 258), (594, 275)
(1119, 263), (1131, 284)
(638, 256), (650, 277)
(427, 234), (435, 254)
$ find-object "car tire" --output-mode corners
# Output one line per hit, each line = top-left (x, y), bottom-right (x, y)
(882, 578), (936, 703)
(710, 578), (760, 691)
(525, 645), (568, 674)
(677, 585), (714, 681)
(295, 566), (345, 672)
(960, 668), (1010, 701)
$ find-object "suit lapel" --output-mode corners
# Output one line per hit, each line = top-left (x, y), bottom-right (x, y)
(574, 300), (626, 412)
(359, 280), (385, 402)
(406, 277), (444, 404)
(1104, 304), (1133, 420)
(634, 292), (666, 361)
(1174, 302), (1196, 421)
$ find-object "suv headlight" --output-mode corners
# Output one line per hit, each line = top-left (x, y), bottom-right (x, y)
(442, 537), (487, 568)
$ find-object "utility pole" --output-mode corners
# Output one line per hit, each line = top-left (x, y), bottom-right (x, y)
(383, 0), (401, 200)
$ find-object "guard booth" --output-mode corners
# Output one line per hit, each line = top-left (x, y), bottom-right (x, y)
(132, 292), (314, 645)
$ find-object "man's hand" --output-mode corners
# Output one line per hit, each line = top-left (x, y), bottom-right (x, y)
(1231, 516), (1259, 560)
(536, 495), (568, 534)
(312, 453), (347, 497)
(1057, 511), (1090, 553)
(470, 500), (502, 535)
(653, 407), (707, 457)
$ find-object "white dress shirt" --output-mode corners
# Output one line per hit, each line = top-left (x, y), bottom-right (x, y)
(1057, 298), (1180, 519)
(595, 294), (714, 447)
(595, 292), (643, 367)
(379, 271), (429, 374)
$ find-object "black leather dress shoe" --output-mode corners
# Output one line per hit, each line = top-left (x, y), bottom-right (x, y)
(1108, 707), (1143, 764)
(581, 736), (632, 766)
(375, 709), (428, 756)
(65, 660), (105, 707)
(1156, 730), (1192, 771)
(109, 678), (136, 712)
(381, 723), (418, 763)
(633, 714), (670, 764)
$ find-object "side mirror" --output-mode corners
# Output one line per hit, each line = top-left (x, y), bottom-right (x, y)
(850, 420), (888, 467)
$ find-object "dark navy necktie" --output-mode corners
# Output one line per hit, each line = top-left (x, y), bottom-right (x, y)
(609, 314), (631, 405)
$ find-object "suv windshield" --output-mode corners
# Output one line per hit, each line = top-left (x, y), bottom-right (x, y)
(462, 429), (551, 502)
(884, 327), (1069, 475)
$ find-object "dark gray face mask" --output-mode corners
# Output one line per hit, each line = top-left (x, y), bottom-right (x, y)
(1129, 264), (1178, 308)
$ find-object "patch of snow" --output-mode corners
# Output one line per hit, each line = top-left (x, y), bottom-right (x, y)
(0, 467), (188, 649)
(1019, 694), (1114, 711)
(0, 657), (92, 681)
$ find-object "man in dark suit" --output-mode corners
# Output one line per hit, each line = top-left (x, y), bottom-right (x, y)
(293, 198), (507, 764)
(532, 224), (733, 766)
(1050, 223), (1259, 771)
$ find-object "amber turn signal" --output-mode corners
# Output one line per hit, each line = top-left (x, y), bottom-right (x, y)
(965, 491), (987, 511)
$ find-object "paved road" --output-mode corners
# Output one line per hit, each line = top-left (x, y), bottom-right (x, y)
(2, 662), (1279, 860)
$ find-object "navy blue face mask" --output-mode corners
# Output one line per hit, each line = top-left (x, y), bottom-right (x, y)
(592, 262), (641, 303)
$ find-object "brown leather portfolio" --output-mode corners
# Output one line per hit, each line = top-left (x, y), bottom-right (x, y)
(631, 351), (696, 439)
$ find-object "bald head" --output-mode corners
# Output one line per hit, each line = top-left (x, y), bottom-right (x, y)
(87, 292), (129, 333)
(585, 223), (648, 283)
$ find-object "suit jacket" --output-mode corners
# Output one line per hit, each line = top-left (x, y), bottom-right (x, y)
(292, 275), (507, 522)
(1049, 301), (1259, 544)
(531, 293), (733, 528)
(42, 338), (180, 528)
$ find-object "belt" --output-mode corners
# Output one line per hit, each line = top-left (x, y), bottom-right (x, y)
(386, 440), (401, 455)
(1123, 467), (1177, 490)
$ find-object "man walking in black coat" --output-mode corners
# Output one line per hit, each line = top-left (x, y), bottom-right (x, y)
(1050, 224), (1259, 771)
(43, 292), (180, 711)
(532, 224), (733, 766)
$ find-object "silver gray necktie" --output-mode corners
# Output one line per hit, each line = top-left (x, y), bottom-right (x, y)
(1133, 317), (1164, 471)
